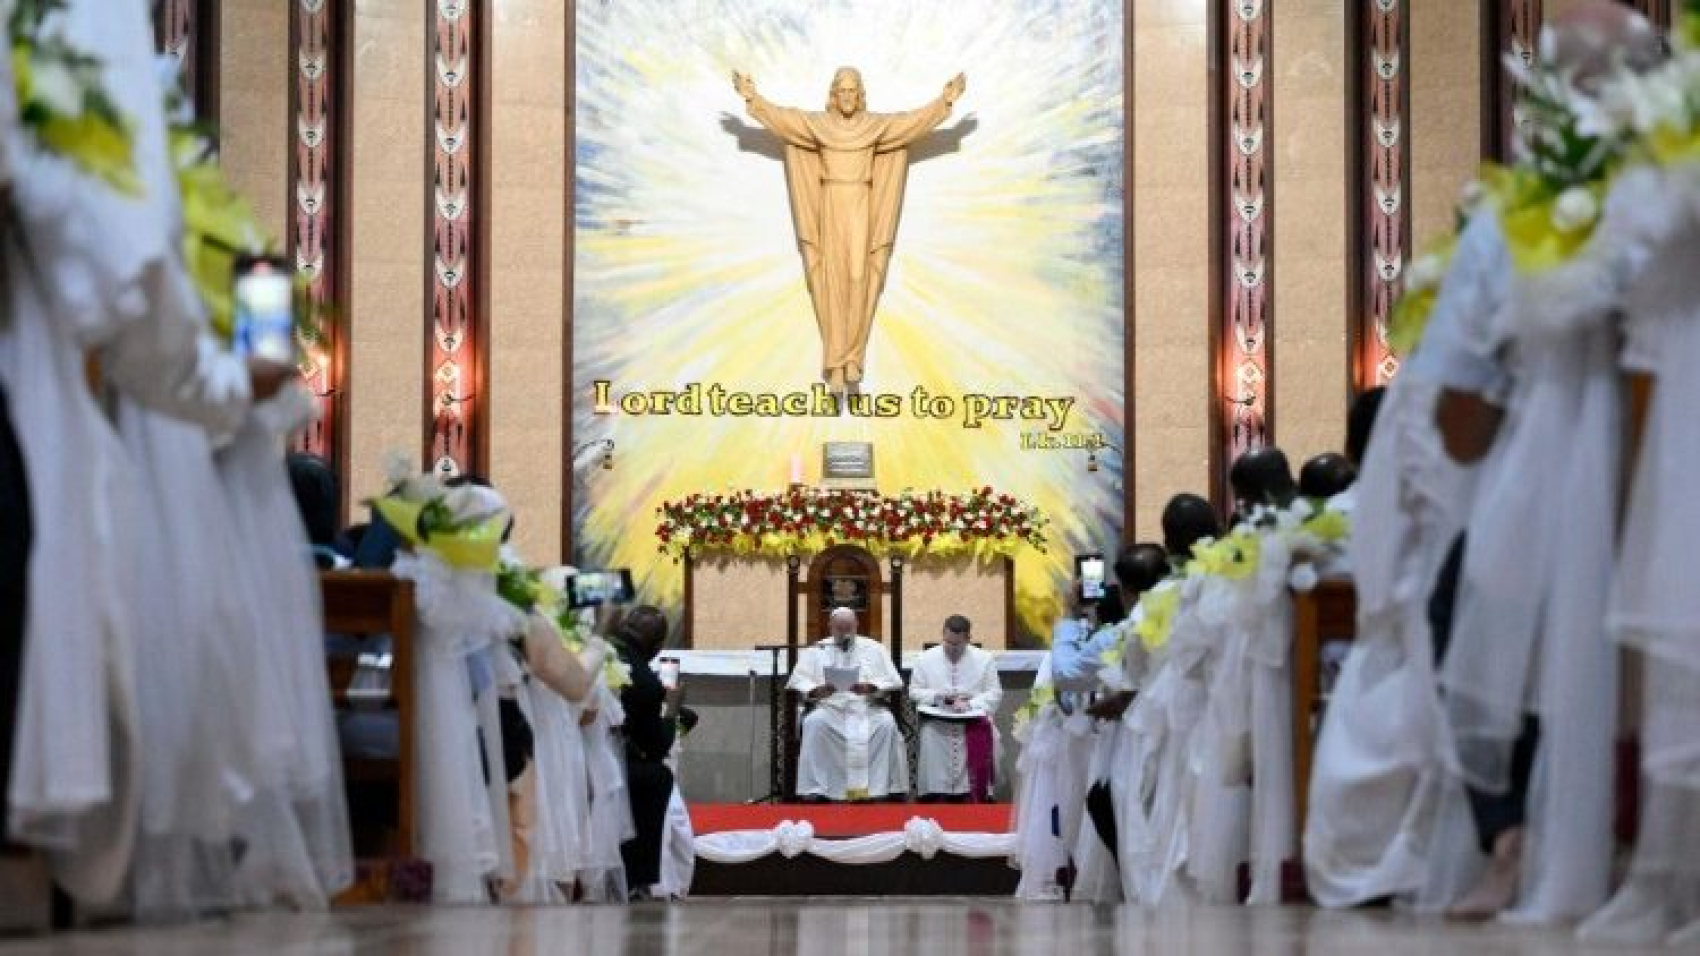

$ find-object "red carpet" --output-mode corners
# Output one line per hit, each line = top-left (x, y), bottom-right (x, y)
(689, 802), (1012, 836)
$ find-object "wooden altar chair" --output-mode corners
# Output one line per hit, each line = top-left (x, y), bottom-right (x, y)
(782, 687), (916, 801)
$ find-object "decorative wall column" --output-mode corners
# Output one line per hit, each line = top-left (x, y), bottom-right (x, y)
(1482, 1), (1542, 162)
(1622, 0), (1672, 29)
(1349, 0), (1409, 391)
(426, 0), (488, 479)
(154, 0), (218, 119)
(1211, 0), (1273, 505)
(290, 0), (351, 481)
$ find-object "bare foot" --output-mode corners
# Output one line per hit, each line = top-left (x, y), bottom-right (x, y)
(1447, 827), (1522, 920)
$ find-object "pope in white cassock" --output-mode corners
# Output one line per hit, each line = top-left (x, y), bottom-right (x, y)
(908, 615), (1002, 801)
(787, 608), (909, 800)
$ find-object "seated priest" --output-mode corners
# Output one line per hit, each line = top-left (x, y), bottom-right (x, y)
(786, 607), (909, 801)
(908, 615), (1003, 803)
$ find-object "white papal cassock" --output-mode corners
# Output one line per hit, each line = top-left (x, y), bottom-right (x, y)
(787, 637), (908, 800)
(908, 645), (1002, 798)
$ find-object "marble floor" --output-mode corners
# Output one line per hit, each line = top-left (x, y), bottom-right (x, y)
(0, 901), (1652, 955)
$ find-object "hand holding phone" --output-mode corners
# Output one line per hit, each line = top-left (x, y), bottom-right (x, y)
(1076, 554), (1106, 602)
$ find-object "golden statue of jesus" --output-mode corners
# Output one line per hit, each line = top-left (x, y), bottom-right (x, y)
(733, 67), (966, 393)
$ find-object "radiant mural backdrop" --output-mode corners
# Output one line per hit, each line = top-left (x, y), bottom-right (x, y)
(572, 0), (1126, 640)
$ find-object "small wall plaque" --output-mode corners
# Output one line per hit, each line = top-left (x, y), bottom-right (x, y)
(821, 441), (875, 489)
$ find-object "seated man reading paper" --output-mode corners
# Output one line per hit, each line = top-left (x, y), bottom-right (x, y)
(786, 607), (909, 801)
(909, 615), (1003, 802)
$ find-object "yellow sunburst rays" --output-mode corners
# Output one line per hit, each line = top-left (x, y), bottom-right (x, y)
(574, 0), (1125, 640)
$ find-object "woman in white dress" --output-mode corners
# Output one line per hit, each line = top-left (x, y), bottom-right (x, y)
(0, 0), (305, 911)
(1580, 156), (1700, 947)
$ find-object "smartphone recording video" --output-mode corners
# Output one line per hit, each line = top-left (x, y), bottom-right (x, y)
(1076, 553), (1106, 602)
(233, 254), (296, 364)
(565, 569), (636, 609)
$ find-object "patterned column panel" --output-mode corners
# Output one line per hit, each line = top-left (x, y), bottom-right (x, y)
(1484, 1), (1542, 162)
(290, 0), (347, 474)
(427, 0), (485, 479)
(1622, 0), (1671, 29)
(1215, 0), (1273, 499)
(155, 0), (200, 98)
(153, 0), (217, 119)
(1354, 0), (1409, 389)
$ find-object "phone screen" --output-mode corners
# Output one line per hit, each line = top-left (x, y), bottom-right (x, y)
(1079, 556), (1106, 601)
(233, 256), (295, 364)
(658, 657), (680, 690)
(566, 569), (635, 609)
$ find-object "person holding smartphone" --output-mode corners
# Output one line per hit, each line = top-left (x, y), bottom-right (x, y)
(613, 606), (681, 897)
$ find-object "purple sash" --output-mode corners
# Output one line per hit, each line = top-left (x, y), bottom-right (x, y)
(965, 717), (995, 802)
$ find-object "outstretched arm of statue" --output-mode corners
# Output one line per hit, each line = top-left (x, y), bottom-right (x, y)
(734, 70), (817, 148)
(875, 73), (964, 151)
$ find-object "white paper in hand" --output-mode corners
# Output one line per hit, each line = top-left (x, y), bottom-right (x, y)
(824, 665), (861, 694)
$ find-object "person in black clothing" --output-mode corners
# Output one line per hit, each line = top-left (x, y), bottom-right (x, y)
(287, 452), (347, 567)
(1345, 386), (1386, 468)
(614, 605), (678, 897)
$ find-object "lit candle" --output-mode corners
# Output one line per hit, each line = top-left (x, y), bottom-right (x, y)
(789, 454), (803, 486)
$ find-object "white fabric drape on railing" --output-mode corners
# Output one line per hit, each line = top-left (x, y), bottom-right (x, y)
(694, 817), (1015, 865)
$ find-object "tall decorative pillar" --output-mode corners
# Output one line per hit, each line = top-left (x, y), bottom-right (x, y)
(426, 0), (488, 478)
(1211, 0), (1274, 506)
(1349, 0), (1409, 391)
(154, 0), (218, 120)
(1482, 1), (1542, 162)
(289, 0), (351, 485)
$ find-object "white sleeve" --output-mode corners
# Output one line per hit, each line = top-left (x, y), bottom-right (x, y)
(908, 657), (941, 705)
(1401, 212), (1513, 403)
(786, 647), (822, 694)
(870, 646), (904, 692)
(970, 655), (1003, 712)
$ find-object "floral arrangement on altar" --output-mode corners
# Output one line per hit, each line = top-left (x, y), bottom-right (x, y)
(8, 0), (137, 195)
(653, 486), (1047, 561)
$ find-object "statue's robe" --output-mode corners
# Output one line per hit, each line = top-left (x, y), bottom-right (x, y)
(747, 95), (952, 384)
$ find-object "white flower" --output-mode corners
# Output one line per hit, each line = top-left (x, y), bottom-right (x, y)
(442, 483), (506, 525)
(1583, 63), (1687, 138)
(29, 60), (82, 118)
(1405, 252), (1447, 292)
(1459, 178), (1488, 213)
(1288, 562), (1319, 593)
(383, 449), (416, 490)
(1551, 186), (1599, 234)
